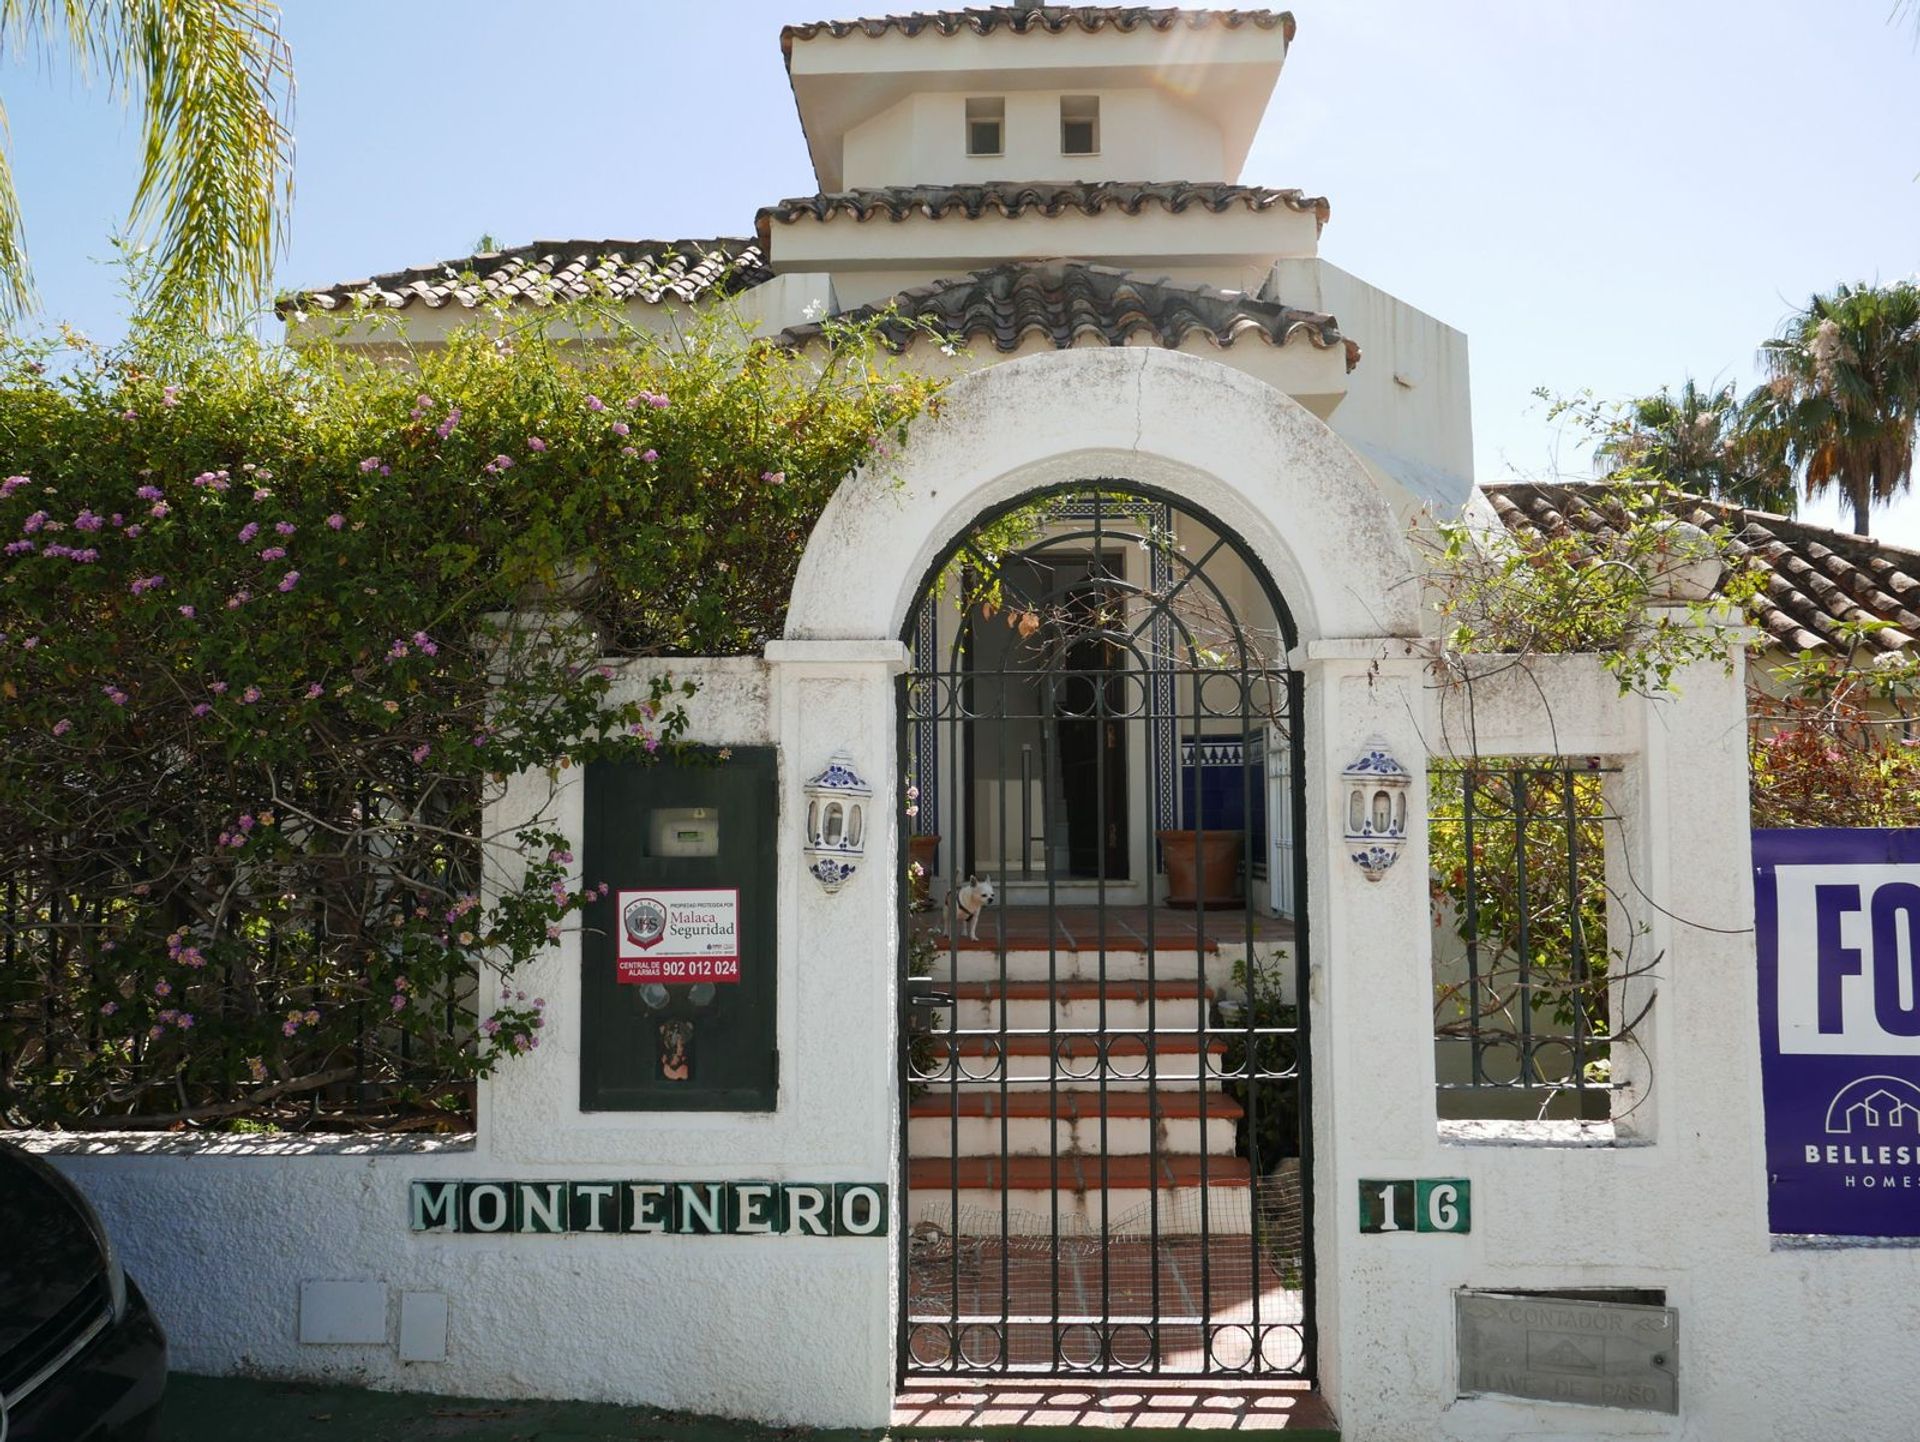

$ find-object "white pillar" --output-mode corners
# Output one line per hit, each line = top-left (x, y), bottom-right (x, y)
(764, 637), (910, 1427)
(1296, 639), (1435, 1427)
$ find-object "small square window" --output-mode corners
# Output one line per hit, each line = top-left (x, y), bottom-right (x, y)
(1062, 95), (1099, 155)
(965, 97), (1004, 157)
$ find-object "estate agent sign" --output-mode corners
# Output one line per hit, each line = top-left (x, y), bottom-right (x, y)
(1753, 828), (1920, 1237)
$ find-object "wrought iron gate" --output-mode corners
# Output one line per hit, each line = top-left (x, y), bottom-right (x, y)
(897, 484), (1312, 1380)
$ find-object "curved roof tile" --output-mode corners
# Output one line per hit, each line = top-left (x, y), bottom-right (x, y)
(755, 181), (1330, 249)
(1485, 481), (1920, 655)
(780, 259), (1360, 369)
(782, 6), (1295, 55)
(280, 239), (770, 317)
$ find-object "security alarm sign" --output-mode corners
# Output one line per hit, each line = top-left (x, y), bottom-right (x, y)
(616, 889), (740, 984)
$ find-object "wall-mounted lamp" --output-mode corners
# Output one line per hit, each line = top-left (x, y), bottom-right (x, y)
(1342, 738), (1410, 881)
(802, 754), (869, 893)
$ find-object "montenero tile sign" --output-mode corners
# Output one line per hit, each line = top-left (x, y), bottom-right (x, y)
(1754, 828), (1920, 1236)
(409, 1180), (888, 1236)
(1358, 1177), (1470, 1234)
(616, 888), (740, 984)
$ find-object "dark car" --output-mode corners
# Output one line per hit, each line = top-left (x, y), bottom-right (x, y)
(0, 1139), (166, 1441)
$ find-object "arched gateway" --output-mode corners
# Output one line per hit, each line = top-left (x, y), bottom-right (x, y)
(786, 346), (1420, 1383)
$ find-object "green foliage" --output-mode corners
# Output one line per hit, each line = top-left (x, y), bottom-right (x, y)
(1751, 625), (1920, 828)
(0, 0), (295, 324)
(1221, 951), (1299, 1171)
(1427, 473), (1763, 694)
(1754, 279), (1920, 537)
(1428, 761), (1614, 1090)
(0, 300), (938, 1127)
(1594, 378), (1795, 513)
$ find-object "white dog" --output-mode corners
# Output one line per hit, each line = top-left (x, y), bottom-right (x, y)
(950, 875), (996, 940)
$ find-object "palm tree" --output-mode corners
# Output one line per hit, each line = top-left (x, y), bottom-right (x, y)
(1753, 281), (1920, 536)
(1596, 378), (1795, 512)
(0, 0), (293, 325)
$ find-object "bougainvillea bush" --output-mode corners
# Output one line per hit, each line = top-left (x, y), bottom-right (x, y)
(0, 302), (937, 1129)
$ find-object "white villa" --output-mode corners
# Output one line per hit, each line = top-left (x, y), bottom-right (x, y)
(39, 6), (1920, 1441)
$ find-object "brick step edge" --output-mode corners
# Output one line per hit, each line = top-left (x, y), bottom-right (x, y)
(945, 981), (1217, 1002)
(909, 1090), (1245, 1121)
(950, 1034), (1230, 1057)
(908, 1154), (1253, 1190)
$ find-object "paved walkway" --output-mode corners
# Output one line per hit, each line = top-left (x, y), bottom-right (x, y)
(159, 1374), (1339, 1439)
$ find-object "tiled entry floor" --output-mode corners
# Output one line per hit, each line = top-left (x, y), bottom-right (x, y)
(891, 1382), (1338, 1434)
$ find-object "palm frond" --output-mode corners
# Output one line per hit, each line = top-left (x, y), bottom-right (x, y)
(0, 98), (31, 318)
(116, 0), (294, 325)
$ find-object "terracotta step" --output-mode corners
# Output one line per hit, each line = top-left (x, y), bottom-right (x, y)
(909, 1153), (1252, 1191)
(946, 980), (1216, 1002)
(949, 1033), (1229, 1058)
(909, 1090), (1243, 1122)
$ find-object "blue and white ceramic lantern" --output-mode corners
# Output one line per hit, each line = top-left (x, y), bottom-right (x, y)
(803, 754), (870, 894)
(1342, 737), (1410, 881)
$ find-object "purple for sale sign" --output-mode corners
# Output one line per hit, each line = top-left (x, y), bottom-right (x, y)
(1754, 828), (1920, 1237)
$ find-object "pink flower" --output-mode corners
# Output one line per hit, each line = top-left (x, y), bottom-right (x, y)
(102, 685), (128, 706)
(277, 571), (300, 592)
(275, 521), (296, 536)
(412, 631), (438, 656)
(241, 686), (261, 704)
(22, 511), (47, 533)
(162, 385), (180, 408)
(191, 703), (212, 718)
(74, 510), (104, 531)
(259, 546), (286, 561)
(391, 994), (407, 1011)
(129, 574), (165, 595)
(527, 436), (547, 452)
(641, 449), (658, 463)
(411, 743), (430, 763)
(125, 524), (143, 537)
(149, 501), (168, 518)
(435, 408), (461, 440)
(282, 1019), (299, 1036)
(99, 1001), (117, 1016)
(761, 471), (785, 485)
(359, 456), (382, 473)
(611, 421), (630, 437)
(326, 513), (345, 530)
(154, 979), (172, 997)
(51, 718), (71, 736)
(178, 604), (196, 619)
(252, 487), (272, 502)
(237, 522), (260, 543)
(0, 475), (27, 499)
(586, 395), (605, 411)
(306, 682), (324, 699)
(175, 1012), (194, 1028)
(209, 681), (228, 694)
(136, 484), (164, 501)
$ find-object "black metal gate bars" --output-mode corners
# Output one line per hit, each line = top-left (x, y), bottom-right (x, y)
(896, 485), (1312, 1380)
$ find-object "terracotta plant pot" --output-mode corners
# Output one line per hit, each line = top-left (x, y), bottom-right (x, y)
(908, 833), (940, 908)
(1158, 829), (1244, 908)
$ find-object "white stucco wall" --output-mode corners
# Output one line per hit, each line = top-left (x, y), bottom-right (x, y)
(842, 86), (1227, 188)
(1271, 257), (1475, 514)
(24, 347), (1920, 1439)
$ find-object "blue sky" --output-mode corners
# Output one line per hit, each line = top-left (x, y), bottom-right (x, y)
(6, 0), (1919, 542)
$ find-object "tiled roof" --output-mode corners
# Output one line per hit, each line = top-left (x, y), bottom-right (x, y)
(780, 259), (1360, 368)
(782, 7), (1295, 54)
(755, 182), (1330, 248)
(279, 239), (770, 316)
(1484, 482), (1920, 655)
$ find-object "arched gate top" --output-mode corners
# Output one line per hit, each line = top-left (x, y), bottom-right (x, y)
(783, 347), (1424, 648)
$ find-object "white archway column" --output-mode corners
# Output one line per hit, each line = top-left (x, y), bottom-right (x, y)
(1296, 638), (1436, 1421)
(762, 637), (909, 1424)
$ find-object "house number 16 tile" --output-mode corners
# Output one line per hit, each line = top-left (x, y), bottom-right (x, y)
(1358, 1177), (1471, 1234)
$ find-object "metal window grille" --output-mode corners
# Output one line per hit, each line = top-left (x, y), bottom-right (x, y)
(0, 788), (482, 1131)
(1429, 759), (1618, 1121)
